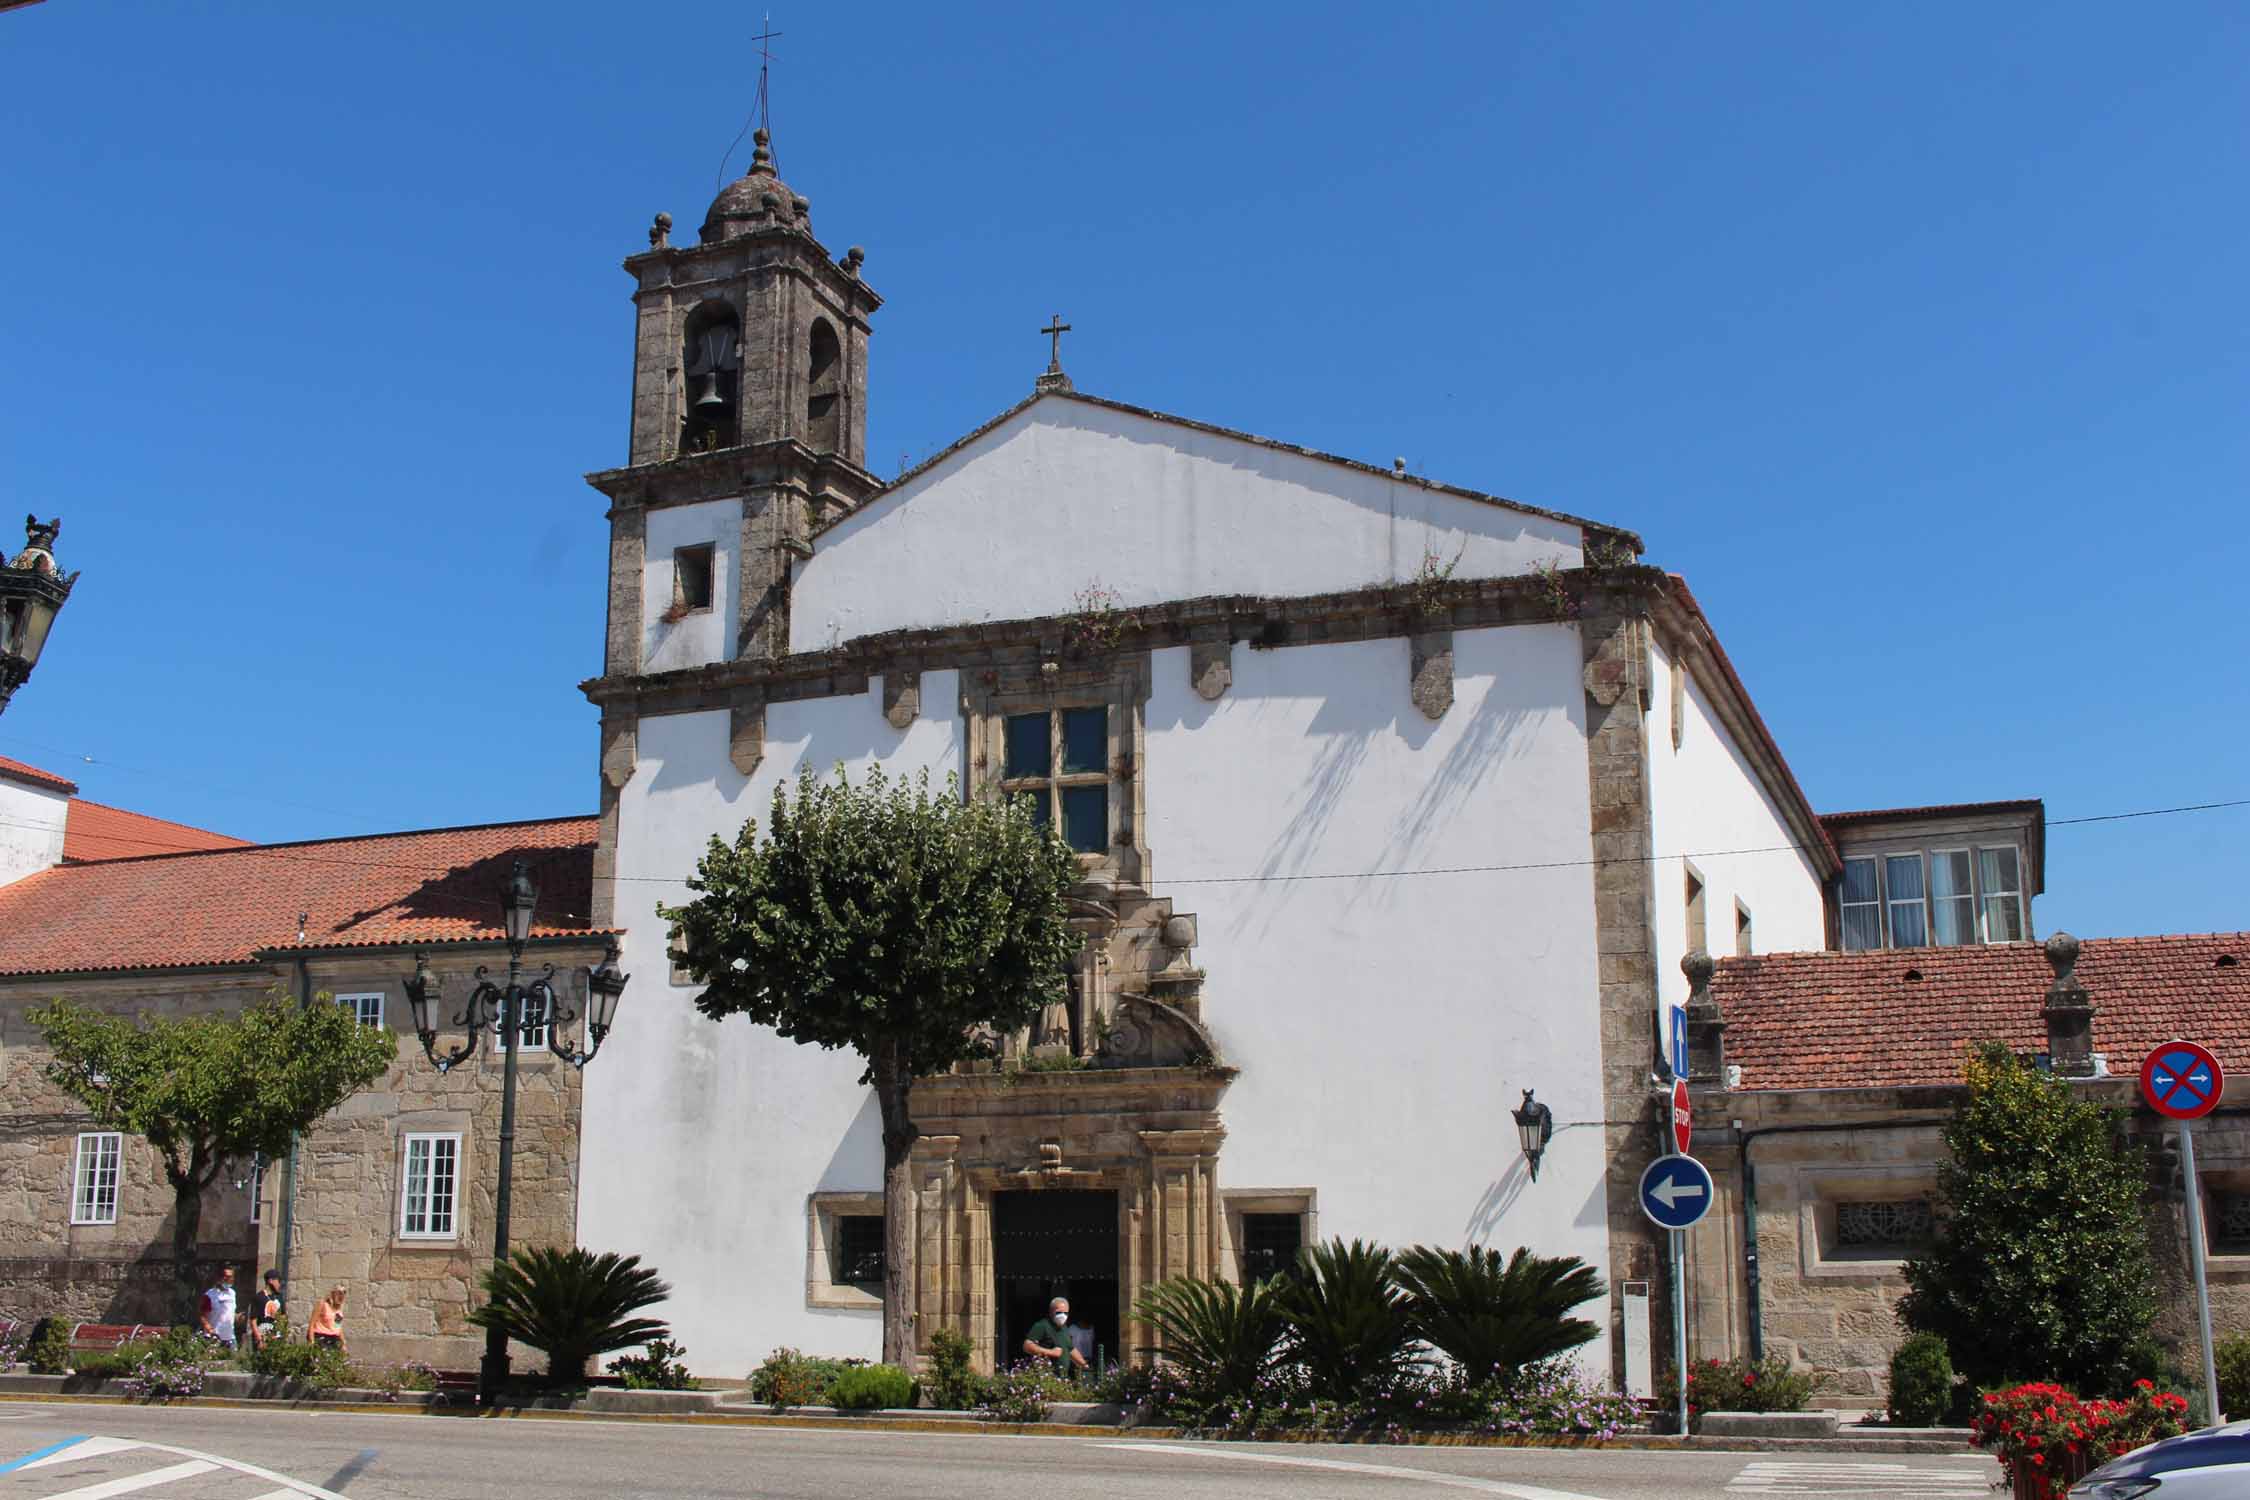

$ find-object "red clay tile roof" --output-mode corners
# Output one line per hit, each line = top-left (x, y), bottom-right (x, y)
(63, 799), (248, 863)
(0, 754), (78, 794)
(0, 816), (600, 976)
(1716, 934), (2250, 1091)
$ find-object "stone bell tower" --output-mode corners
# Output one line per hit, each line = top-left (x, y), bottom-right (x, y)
(588, 127), (883, 671)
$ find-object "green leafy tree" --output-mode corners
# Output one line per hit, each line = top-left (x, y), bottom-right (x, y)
(662, 765), (1081, 1364)
(31, 990), (394, 1322)
(1898, 1043), (2158, 1392)
(1394, 1244), (1604, 1380)
(466, 1246), (670, 1382)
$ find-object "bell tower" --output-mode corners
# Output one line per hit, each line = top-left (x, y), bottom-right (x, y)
(588, 126), (883, 675)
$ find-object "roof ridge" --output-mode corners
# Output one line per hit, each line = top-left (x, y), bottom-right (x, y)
(34, 811), (599, 869)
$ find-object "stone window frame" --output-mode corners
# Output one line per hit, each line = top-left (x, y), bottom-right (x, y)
(1221, 1189), (1317, 1286)
(2195, 1165), (2250, 1267)
(71, 1130), (122, 1226)
(1684, 862), (1707, 956)
(671, 543), (716, 618)
(397, 1130), (464, 1244)
(963, 654), (1151, 889)
(1734, 898), (1753, 958)
(1796, 1167), (1939, 1279)
(807, 1191), (885, 1311)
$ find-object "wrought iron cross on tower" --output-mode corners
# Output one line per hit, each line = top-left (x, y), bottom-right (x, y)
(1036, 314), (1073, 393)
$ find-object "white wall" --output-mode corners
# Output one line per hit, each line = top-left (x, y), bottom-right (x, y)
(641, 498), (743, 673)
(578, 672), (962, 1376)
(1644, 637), (1827, 1029)
(791, 399), (1585, 650)
(1147, 626), (1614, 1377)
(0, 779), (69, 887)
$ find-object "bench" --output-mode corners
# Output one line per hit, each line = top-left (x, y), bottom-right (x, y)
(66, 1322), (167, 1352)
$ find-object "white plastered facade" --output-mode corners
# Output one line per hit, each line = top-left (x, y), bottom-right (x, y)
(0, 775), (69, 888)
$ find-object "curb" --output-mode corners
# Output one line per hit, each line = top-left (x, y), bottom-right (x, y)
(0, 1390), (1979, 1453)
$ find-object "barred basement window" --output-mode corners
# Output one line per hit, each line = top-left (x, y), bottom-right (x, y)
(1834, 1198), (1933, 1252)
(2212, 1190), (2250, 1254)
(836, 1215), (884, 1285)
(1241, 1213), (1304, 1285)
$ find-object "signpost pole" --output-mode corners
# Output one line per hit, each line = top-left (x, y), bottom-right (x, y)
(1672, 1226), (1688, 1437)
(2179, 1120), (2222, 1424)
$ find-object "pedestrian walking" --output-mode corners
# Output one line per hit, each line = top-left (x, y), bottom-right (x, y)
(308, 1283), (347, 1353)
(250, 1269), (285, 1350)
(198, 1266), (238, 1351)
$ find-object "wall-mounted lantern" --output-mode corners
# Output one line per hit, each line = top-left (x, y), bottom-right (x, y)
(0, 516), (76, 717)
(1512, 1088), (1555, 1181)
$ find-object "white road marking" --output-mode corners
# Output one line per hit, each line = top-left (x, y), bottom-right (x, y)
(1725, 1458), (1992, 1495)
(31, 1459), (217, 1499)
(1, 1436), (349, 1499)
(1113, 1442), (1617, 1500)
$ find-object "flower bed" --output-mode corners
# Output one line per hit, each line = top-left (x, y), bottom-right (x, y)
(1971, 1380), (2190, 1499)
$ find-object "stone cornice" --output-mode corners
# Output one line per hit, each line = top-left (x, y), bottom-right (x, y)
(579, 566), (1638, 713)
(623, 232), (883, 318)
(914, 1063), (1237, 1106)
(585, 442), (880, 510)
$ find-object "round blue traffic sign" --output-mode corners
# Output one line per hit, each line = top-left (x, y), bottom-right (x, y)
(2142, 1041), (2225, 1121)
(1639, 1153), (1714, 1230)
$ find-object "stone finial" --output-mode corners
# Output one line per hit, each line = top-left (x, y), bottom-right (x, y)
(1393, 457), (1407, 475)
(843, 245), (865, 275)
(649, 212), (672, 250)
(749, 126), (775, 175)
(1161, 914), (1197, 950)
(2043, 930), (2096, 1077)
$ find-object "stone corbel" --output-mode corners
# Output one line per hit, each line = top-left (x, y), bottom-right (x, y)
(883, 671), (921, 729)
(1189, 637), (1232, 701)
(599, 713), (638, 790)
(729, 691), (765, 776)
(1409, 630), (1454, 720)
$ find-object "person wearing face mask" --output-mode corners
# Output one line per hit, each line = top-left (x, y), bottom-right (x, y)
(1020, 1296), (1090, 1379)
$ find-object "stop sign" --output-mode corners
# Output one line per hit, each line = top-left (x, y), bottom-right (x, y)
(1672, 1078), (1692, 1154)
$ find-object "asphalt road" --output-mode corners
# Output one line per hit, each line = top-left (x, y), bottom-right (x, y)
(0, 1404), (1999, 1500)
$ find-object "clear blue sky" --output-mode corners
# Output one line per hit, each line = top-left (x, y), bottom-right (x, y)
(2, 1), (2243, 939)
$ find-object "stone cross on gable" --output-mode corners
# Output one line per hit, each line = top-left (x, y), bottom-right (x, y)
(1036, 315), (1074, 393)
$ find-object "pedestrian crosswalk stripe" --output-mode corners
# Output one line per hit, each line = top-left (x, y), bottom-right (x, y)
(8, 1437), (141, 1473)
(1726, 1459), (1991, 1496)
(0, 1439), (85, 1475)
(31, 1459), (218, 1500)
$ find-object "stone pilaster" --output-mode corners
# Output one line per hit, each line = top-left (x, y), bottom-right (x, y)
(604, 503), (645, 678)
(1579, 595), (1667, 1382)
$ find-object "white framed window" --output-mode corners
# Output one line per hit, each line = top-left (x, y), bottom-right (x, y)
(1929, 849), (1976, 947)
(71, 1132), (121, 1225)
(399, 1132), (461, 1240)
(493, 992), (548, 1052)
(337, 992), (385, 1028)
(1839, 857), (1882, 951)
(1978, 846), (2025, 942)
(1884, 853), (1928, 948)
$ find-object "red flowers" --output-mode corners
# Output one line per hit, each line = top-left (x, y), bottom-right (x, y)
(1973, 1381), (2193, 1500)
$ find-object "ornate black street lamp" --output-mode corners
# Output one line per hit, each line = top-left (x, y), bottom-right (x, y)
(402, 858), (628, 1403)
(1512, 1089), (1555, 1182)
(0, 516), (77, 717)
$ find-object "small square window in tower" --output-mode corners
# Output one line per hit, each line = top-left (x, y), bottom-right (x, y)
(673, 545), (715, 615)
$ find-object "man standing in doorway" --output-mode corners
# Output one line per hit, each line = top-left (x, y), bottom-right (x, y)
(1021, 1296), (1090, 1381)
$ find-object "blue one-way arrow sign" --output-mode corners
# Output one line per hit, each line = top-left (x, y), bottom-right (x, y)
(1639, 1153), (1715, 1230)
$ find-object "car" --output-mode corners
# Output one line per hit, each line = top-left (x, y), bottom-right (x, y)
(2070, 1422), (2250, 1497)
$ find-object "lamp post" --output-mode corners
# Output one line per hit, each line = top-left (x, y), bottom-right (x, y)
(1512, 1089), (1555, 1181)
(0, 516), (77, 717)
(402, 858), (628, 1404)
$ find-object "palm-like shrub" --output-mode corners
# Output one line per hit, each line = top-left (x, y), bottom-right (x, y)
(1134, 1274), (1288, 1404)
(1394, 1245), (1603, 1381)
(1273, 1238), (1420, 1400)
(466, 1246), (671, 1382)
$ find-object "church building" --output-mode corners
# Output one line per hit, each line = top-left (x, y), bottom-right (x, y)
(574, 127), (1842, 1384)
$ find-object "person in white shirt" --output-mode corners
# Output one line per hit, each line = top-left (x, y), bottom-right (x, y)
(199, 1266), (239, 1350)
